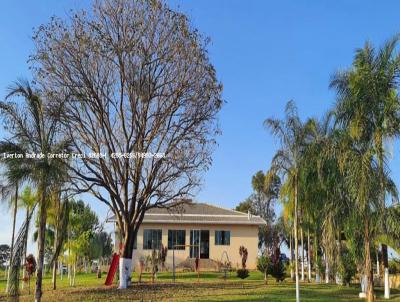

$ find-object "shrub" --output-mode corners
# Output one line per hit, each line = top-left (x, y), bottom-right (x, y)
(257, 255), (271, 284)
(237, 246), (249, 280)
(236, 268), (249, 279)
(389, 259), (400, 274)
(270, 258), (285, 282)
(239, 246), (248, 269)
(338, 250), (357, 285)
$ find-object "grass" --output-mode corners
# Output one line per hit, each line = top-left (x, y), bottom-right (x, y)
(0, 271), (399, 301)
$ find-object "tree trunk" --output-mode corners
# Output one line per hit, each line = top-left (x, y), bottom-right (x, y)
(301, 227), (304, 282)
(307, 229), (311, 282)
(325, 254), (329, 284)
(336, 229), (342, 285)
(315, 235), (320, 283)
(35, 190), (48, 302)
(6, 184), (18, 294)
(68, 229), (71, 286)
(119, 228), (135, 289)
(382, 244), (390, 299)
(294, 175), (300, 302)
(365, 218), (374, 302)
(22, 207), (30, 290)
(52, 201), (59, 290)
(290, 231), (294, 280)
(72, 262), (76, 286)
(378, 139), (389, 299)
(52, 261), (57, 290)
(264, 271), (268, 285)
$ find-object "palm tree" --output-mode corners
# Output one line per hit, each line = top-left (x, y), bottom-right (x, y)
(18, 186), (37, 289)
(1, 183), (18, 293)
(47, 191), (69, 290)
(265, 100), (314, 302)
(339, 137), (380, 302)
(0, 80), (70, 302)
(331, 35), (400, 299)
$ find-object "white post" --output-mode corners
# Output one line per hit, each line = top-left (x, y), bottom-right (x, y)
(316, 267), (320, 283)
(359, 275), (367, 298)
(384, 267), (390, 299)
(376, 253), (380, 277)
(325, 258), (329, 284)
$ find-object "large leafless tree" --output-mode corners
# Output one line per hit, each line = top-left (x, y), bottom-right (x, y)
(32, 0), (222, 288)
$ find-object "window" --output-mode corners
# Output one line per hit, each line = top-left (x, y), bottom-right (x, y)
(215, 230), (230, 245)
(143, 229), (162, 250)
(168, 230), (186, 250)
(133, 233), (137, 250)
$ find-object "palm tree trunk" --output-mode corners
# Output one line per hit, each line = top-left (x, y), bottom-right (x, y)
(337, 229), (342, 285)
(52, 198), (59, 290)
(307, 229), (311, 282)
(35, 190), (47, 302)
(325, 253), (329, 284)
(378, 139), (390, 299)
(6, 184), (18, 294)
(365, 217), (374, 302)
(52, 228), (57, 290)
(315, 234), (320, 283)
(72, 261), (76, 286)
(301, 227), (304, 281)
(290, 230), (294, 280)
(294, 175), (300, 302)
(22, 207), (30, 290)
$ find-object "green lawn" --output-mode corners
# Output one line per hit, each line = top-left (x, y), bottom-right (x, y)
(0, 271), (400, 301)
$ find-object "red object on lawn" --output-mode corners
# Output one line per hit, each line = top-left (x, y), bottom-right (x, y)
(105, 253), (120, 286)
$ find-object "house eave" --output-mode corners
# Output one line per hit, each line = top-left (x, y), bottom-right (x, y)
(107, 217), (266, 226)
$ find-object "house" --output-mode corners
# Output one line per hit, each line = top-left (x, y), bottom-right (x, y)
(109, 200), (266, 271)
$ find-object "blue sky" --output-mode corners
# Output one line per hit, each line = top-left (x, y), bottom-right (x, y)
(1, 1), (400, 257)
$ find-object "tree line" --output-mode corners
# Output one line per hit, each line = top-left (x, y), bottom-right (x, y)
(237, 36), (400, 302)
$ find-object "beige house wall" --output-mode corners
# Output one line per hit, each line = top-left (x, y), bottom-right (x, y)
(115, 223), (260, 271)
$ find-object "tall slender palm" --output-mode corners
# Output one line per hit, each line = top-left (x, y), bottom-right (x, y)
(331, 35), (400, 299)
(47, 190), (69, 290)
(338, 136), (381, 302)
(0, 80), (70, 302)
(18, 186), (37, 288)
(1, 183), (18, 293)
(265, 100), (314, 302)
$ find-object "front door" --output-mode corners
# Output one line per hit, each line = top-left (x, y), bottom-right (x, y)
(190, 230), (209, 259)
(200, 230), (209, 259)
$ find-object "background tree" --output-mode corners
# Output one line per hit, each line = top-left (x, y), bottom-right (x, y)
(18, 186), (37, 289)
(331, 36), (400, 299)
(67, 199), (100, 278)
(235, 198), (253, 214)
(0, 80), (70, 302)
(32, 0), (222, 288)
(265, 100), (314, 302)
(0, 183), (18, 293)
(0, 244), (10, 269)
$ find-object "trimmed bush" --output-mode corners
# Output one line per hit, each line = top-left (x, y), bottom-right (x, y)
(236, 268), (249, 279)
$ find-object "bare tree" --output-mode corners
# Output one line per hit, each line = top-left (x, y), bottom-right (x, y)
(32, 0), (222, 288)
